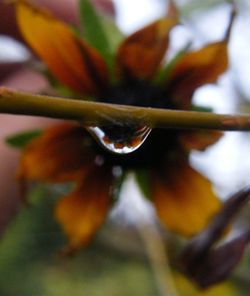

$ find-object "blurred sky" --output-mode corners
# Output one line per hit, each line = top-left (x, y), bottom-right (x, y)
(1, 0), (250, 199)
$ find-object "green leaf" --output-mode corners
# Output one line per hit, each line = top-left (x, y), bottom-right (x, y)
(79, 0), (113, 68)
(191, 105), (213, 113)
(135, 170), (151, 200)
(101, 15), (124, 53)
(6, 130), (42, 148)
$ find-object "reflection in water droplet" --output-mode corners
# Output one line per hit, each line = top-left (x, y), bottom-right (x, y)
(87, 125), (152, 154)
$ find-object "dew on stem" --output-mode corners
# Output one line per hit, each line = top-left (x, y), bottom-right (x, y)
(87, 124), (152, 154)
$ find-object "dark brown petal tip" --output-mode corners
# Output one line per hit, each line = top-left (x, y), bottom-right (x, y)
(177, 187), (250, 288)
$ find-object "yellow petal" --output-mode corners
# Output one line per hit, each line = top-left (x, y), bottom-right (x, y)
(151, 161), (221, 236)
(167, 41), (228, 108)
(116, 14), (178, 80)
(17, 123), (94, 184)
(55, 165), (113, 252)
(174, 272), (238, 296)
(179, 130), (223, 151)
(16, 1), (108, 95)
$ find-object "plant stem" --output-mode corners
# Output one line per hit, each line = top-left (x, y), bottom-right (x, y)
(1, 87), (250, 131)
(136, 222), (179, 296)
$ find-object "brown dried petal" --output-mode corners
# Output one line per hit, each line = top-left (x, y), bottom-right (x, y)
(178, 187), (250, 288)
(188, 232), (250, 288)
(116, 1), (178, 80)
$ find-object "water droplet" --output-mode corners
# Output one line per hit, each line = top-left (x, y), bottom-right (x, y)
(94, 155), (105, 166)
(112, 166), (123, 177)
(87, 125), (151, 154)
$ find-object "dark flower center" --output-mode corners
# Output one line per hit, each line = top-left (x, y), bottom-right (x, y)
(96, 128), (181, 169)
(91, 79), (183, 169)
(99, 79), (175, 109)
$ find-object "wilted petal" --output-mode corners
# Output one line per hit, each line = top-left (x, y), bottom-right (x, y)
(17, 123), (94, 184)
(179, 130), (223, 151)
(188, 232), (250, 288)
(16, 1), (109, 95)
(167, 42), (228, 108)
(116, 4), (178, 80)
(178, 187), (250, 288)
(166, 7), (235, 108)
(151, 161), (221, 236)
(55, 165), (113, 252)
(167, 0), (179, 20)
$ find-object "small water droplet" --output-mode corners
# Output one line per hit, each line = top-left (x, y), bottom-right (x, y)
(94, 155), (105, 166)
(112, 166), (123, 177)
(87, 125), (151, 154)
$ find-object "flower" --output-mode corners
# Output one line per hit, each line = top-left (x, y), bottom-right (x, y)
(14, 0), (234, 253)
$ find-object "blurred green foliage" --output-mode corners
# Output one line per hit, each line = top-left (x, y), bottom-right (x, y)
(0, 186), (157, 296)
(6, 130), (42, 148)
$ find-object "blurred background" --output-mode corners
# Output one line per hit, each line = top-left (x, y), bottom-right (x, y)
(1, 0), (250, 295)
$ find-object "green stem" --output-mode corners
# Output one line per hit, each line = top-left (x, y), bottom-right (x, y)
(1, 87), (250, 131)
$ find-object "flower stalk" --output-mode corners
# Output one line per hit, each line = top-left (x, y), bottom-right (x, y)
(136, 221), (179, 296)
(1, 87), (250, 131)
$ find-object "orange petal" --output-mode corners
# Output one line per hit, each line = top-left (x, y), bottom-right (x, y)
(151, 161), (221, 236)
(179, 130), (223, 151)
(16, 1), (109, 95)
(17, 123), (94, 184)
(55, 165), (113, 252)
(167, 41), (228, 108)
(116, 10), (178, 80)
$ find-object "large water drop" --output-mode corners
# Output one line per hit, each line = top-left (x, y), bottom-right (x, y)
(87, 125), (151, 154)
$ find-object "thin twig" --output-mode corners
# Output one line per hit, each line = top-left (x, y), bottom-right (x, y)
(1, 87), (250, 131)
